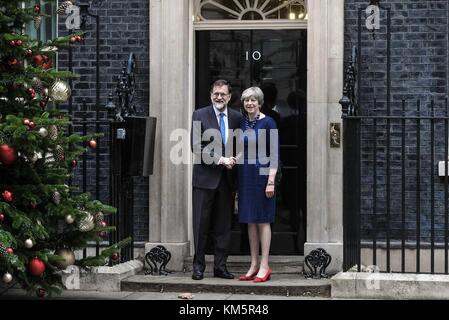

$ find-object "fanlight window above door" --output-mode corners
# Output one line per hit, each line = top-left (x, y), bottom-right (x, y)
(196, 0), (308, 21)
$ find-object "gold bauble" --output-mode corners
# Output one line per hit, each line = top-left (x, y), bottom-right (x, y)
(49, 80), (71, 104)
(78, 212), (94, 232)
(54, 248), (75, 270)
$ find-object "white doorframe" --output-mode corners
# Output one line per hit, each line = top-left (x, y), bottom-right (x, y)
(149, 0), (344, 273)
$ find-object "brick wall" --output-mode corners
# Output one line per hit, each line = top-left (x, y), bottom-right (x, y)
(345, 0), (449, 244)
(57, 0), (150, 242)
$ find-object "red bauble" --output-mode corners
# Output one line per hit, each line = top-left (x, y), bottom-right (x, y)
(16, 40), (22, 46)
(9, 40), (16, 47)
(28, 121), (36, 129)
(88, 140), (97, 149)
(99, 231), (108, 238)
(8, 59), (19, 66)
(75, 36), (82, 42)
(39, 100), (47, 109)
(0, 213), (4, 222)
(32, 55), (45, 66)
(69, 37), (76, 43)
(29, 257), (46, 276)
(99, 221), (107, 228)
(23, 119), (30, 126)
(6, 247), (13, 254)
(111, 253), (120, 262)
(2, 190), (13, 203)
(0, 144), (17, 165)
(71, 159), (78, 168)
(42, 61), (52, 70)
(26, 49), (33, 57)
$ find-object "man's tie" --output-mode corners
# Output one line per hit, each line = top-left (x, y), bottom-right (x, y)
(219, 112), (226, 145)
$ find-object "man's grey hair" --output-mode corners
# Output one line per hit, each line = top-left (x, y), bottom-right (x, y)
(241, 87), (264, 106)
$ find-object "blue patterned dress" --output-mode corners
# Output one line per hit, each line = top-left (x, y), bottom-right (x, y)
(238, 116), (278, 224)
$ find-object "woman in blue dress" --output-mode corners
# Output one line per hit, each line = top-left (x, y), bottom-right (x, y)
(237, 87), (278, 283)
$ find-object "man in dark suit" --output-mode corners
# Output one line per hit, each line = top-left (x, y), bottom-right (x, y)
(191, 79), (242, 280)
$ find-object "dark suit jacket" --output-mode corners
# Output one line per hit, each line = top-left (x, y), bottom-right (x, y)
(191, 105), (242, 190)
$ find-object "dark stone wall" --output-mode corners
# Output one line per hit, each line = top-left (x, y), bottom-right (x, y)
(57, 0), (150, 242)
(345, 0), (449, 244)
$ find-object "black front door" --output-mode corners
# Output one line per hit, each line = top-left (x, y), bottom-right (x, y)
(196, 29), (307, 255)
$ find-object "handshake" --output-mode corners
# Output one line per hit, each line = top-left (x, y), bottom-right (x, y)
(220, 157), (237, 170)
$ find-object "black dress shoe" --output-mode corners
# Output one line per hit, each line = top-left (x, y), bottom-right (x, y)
(213, 268), (234, 279)
(192, 270), (204, 280)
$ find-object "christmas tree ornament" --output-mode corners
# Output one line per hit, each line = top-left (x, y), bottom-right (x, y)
(88, 140), (97, 149)
(23, 119), (30, 126)
(65, 214), (75, 224)
(28, 121), (36, 129)
(99, 231), (107, 238)
(7, 58), (19, 66)
(0, 213), (4, 222)
(99, 220), (107, 228)
(6, 247), (13, 254)
(38, 127), (48, 137)
(78, 212), (95, 232)
(57, 1), (73, 15)
(111, 253), (120, 262)
(32, 54), (45, 66)
(26, 48), (33, 56)
(36, 288), (45, 298)
(2, 272), (13, 283)
(69, 37), (76, 43)
(28, 257), (46, 276)
(32, 77), (43, 94)
(9, 40), (16, 47)
(2, 190), (13, 203)
(34, 16), (42, 29)
(44, 152), (56, 166)
(30, 201), (37, 209)
(94, 212), (104, 223)
(31, 151), (43, 163)
(24, 239), (34, 249)
(48, 125), (58, 140)
(15, 39), (22, 46)
(52, 191), (61, 205)
(0, 144), (17, 164)
(54, 248), (75, 270)
(55, 145), (65, 161)
(14, 97), (26, 105)
(26, 88), (36, 99)
(49, 80), (71, 103)
(34, 4), (41, 13)
(75, 36), (82, 42)
(71, 159), (78, 168)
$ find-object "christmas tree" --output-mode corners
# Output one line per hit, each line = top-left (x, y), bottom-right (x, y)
(0, 0), (130, 297)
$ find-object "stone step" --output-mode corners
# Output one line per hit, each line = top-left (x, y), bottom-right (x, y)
(182, 256), (304, 274)
(121, 273), (330, 297)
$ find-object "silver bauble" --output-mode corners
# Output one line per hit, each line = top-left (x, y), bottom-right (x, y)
(65, 214), (75, 224)
(38, 127), (48, 137)
(49, 80), (71, 104)
(24, 239), (34, 249)
(31, 152), (43, 163)
(78, 212), (95, 232)
(54, 248), (76, 270)
(2, 272), (12, 283)
(52, 191), (61, 205)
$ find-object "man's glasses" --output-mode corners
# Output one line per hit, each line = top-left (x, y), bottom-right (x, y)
(212, 92), (229, 98)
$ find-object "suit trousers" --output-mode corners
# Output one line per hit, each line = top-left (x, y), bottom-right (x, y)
(192, 171), (233, 272)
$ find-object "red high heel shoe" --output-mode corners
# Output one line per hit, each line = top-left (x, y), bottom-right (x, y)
(253, 268), (272, 283)
(239, 269), (259, 281)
